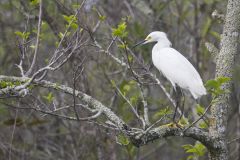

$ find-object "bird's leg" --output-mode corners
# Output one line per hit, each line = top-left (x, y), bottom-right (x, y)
(172, 101), (179, 123)
(179, 89), (185, 120)
(172, 86), (182, 124)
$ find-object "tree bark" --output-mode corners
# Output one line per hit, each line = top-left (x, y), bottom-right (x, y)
(209, 0), (240, 159)
(0, 1), (239, 159)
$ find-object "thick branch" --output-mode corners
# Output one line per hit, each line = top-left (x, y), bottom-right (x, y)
(0, 75), (128, 131)
(0, 75), (217, 150)
(130, 126), (219, 151)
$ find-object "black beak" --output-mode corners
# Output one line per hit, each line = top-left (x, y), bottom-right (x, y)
(132, 39), (147, 48)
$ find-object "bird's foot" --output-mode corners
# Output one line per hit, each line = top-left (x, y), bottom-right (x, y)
(173, 120), (184, 129)
(164, 121), (184, 129)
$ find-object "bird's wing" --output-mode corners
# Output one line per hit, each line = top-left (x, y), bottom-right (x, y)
(152, 48), (203, 90)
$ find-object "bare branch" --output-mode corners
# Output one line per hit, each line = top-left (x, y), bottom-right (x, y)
(114, 84), (143, 123)
(0, 75), (129, 131)
(72, 57), (86, 120)
(138, 84), (150, 127)
(184, 103), (212, 132)
(0, 75), (219, 150)
(8, 109), (18, 160)
(144, 114), (168, 134)
(228, 137), (240, 144)
(26, 0), (43, 76)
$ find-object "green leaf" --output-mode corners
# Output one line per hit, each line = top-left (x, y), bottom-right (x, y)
(121, 84), (131, 96)
(117, 134), (129, 145)
(205, 76), (231, 97)
(63, 15), (77, 23)
(30, 0), (39, 6)
(43, 92), (54, 103)
(179, 117), (189, 125)
(182, 141), (206, 158)
(123, 84), (131, 92)
(71, 23), (78, 30)
(15, 31), (24, 37)
(196, 104), (205, 116)
(153, 107), (172, 119)
(205, 79), (219, 90)
(15, 31), (30, 40)
(119, 80), (134, 95)
(186, 155), (194, 160)
(0, 81), (7, 88)
(99, 15), (106, 21)
(59, 32), (64, 39)
(128, 55), (133, 63)
(186, 148), (197, 153)
(63, 15), (71, 23)
(24, 32), (30, 39)
(199, 121), (208, 129)
(210, 31), (221, 41)
(63, 15), (78, 30)
(130, 94), (138, 105)
(30, 45), (36, 49)
(110, 80), (116, 87)
(118, 43), (127, 49)
(112, 22), (128, 38)
(129, 80), (136, 85)
(217, 77), (231, 84)
(182, 144), (193, 150)
(194, 142), (206, 156)
(72, 4), (80, 10)
(0, 81), (14, 88)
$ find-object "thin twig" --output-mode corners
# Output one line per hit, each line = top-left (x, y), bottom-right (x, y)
(144, 114), (168, 133)
(8, 108), (18, 160)
(72, 58), (86, 120)
(2, 102), (103, 122)
(138, 84), (150, 126)
(228, 137), (240, 144)
(114, 86), (140, 119)
(26, 0), (42, 76)
(50, 0), (86, 63)
(184, 103), (212, 132)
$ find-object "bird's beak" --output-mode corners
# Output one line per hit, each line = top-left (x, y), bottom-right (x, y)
(133, 39), (147, 48)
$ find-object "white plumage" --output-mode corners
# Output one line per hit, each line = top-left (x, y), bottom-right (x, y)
(140, 31), (206, 99)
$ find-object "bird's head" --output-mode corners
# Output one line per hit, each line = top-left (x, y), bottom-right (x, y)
(133, 31), (169, 47)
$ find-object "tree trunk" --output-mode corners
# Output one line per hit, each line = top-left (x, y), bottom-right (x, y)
(209, 0), (240, 159)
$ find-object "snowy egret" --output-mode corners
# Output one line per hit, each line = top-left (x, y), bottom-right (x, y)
(135, 31), (206, 99)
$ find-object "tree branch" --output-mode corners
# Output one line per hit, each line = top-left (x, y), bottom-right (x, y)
(26, 0), (42, 76)
(0, 75), (218, 150)
(0, 75), (129, 131)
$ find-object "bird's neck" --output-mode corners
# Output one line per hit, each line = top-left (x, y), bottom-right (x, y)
(155, 38), (172, 49)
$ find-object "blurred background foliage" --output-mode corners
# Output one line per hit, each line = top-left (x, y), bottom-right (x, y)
(0, 0), (239, 160)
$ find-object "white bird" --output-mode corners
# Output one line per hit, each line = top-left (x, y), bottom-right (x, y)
(135, 31), (206, 99)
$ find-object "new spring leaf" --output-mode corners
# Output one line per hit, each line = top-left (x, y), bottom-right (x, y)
(112, 22), (128, 38)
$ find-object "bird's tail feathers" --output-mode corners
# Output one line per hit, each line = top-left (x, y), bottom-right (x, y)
(190, 84), (207, 99)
